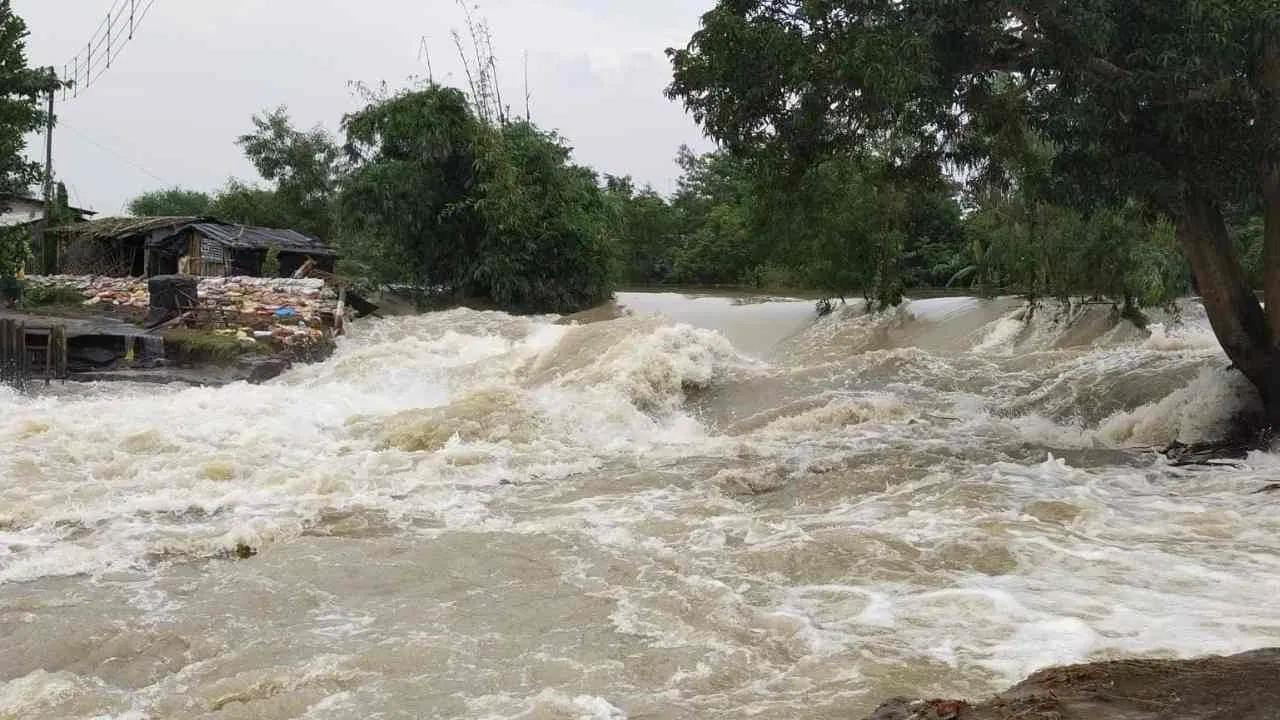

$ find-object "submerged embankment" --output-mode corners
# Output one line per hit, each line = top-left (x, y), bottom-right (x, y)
(1, 293), (1277, 719)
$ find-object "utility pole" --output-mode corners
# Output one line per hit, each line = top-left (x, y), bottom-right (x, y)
(39, 67), (55, 274)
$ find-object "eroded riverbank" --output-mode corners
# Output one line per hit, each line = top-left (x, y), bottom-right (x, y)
(866, 649), (1280, 720)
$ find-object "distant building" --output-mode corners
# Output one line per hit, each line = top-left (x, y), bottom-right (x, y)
(1, 193), (99, 275)
(45, 217), (338, 278)
(0, 193), (95, 228)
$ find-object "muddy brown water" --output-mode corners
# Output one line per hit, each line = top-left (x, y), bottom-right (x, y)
(1, 293), (1278, 719)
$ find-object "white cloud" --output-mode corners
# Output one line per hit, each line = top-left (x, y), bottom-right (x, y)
(17, 0), (714, 214)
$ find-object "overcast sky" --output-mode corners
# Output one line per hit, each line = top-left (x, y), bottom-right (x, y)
(16, 0), (715, 214)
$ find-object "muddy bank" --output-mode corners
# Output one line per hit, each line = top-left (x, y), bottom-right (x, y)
(867, 649), (1280, 720)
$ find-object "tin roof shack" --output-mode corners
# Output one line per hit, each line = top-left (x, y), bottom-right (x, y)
(46, 217), (206, 277)
(45, 217), (338, 279)
(146, 222), (337, 278)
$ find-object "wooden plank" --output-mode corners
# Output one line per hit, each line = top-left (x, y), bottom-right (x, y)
(0, 319), (28, 389)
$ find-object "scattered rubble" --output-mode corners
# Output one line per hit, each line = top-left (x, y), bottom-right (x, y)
(25, 274), (341, 354)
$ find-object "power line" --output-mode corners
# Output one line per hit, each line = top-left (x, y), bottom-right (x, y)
(58, 120), (172, 186)
(59, 0), (158, 99)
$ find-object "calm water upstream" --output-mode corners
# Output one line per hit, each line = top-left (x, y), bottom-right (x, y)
(2, 292), (1278, 719)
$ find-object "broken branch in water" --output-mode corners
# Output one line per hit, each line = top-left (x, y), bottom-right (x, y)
(1160, 434), (1273, 467)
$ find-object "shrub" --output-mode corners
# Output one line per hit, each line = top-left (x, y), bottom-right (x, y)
(23, 284), (87, 307)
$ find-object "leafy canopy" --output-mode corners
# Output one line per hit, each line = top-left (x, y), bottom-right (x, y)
(0, 0), (53, 197)
(127, 188), (212, 217)
(336, 85), (483, 290)
(0, 0), (58, 276)
(236, 108), (342, 240)
(336, 84), (614, 313)
(669, 1), (1280, 216)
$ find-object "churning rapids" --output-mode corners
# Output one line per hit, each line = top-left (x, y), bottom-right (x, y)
(2, 293), (1279, 719)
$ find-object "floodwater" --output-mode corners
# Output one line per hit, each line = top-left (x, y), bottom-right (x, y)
(1, 292), (1278, 719)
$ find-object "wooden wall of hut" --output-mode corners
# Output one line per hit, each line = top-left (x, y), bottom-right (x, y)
(0, 319), (69, 389)
(0, 318), (28, 388)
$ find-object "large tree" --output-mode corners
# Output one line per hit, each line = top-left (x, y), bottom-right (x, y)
(0, 0), (51, 196)
(669, 1), (1280, 423)
(336, 86), (483, 289)
(236, 107), (343, 240)
(0, 0), (58, 276)
(335, 85), (614, 313)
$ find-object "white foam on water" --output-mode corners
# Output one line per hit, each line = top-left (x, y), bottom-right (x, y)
(1096, 366), (1261, 446)
(3, 295), (1280, 718)
(471, 689), (627, 720)
(972, 310), (1027, 353)
(0, 311), (751, 582)
(0, 670), (105, 720)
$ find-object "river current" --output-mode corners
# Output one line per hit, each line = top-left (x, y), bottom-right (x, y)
(2, 292), (1278, 719)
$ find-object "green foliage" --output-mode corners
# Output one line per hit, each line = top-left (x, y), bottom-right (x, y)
(751, 154), (910, 306)
(128, 110), (341, 242)
(162, 328), (263, 366)
(471, 122), (614, 312)
(236, 108), (342, 240)
(644, 145), (966, 305)
(208, 179), (296, 230)
(667, 0), (1280, 310)
(0, 1), (57, 279)
(902, 191), (969, 288)
(336, 85), (482, 289)
(46, 183), (79, 227)
(603, 176), (679, 285)
(668, 148), (758, 286)
(670, 1), (1278, 203)
(740, 263), (801, 290)
(1227, 205), (1266, 288)
(261, 246), (281, 278)
(0, 224), (27, 278)
(21, 283), (85, 307)
(0, 1), (53, 197)
(0, 272), (20, 304)
(126, 187), (212, 217)
(965, 195), (1188, 307)
(336, 85), (614, 313)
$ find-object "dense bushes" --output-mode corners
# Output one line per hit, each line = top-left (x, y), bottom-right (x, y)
(605, 148), (969, 307)
(123, 95), (1207, 316)
(962, 196), (1189, 308)
(130, 86), (617, 315)
(128, 105), (1201, 314)
(335, 86), (614, 313)
(470, 122), (614, 312)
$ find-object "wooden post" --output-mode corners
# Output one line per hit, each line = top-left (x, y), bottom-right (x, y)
(52, 324), (66, 380)
(0, 319), (29, 390)
(36, 73), (55, 274)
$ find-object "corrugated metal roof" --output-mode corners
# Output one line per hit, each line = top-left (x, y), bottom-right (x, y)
(47, 216), (206, 240)
(50, 217), (338, 258)
(186, 223), (337, 256)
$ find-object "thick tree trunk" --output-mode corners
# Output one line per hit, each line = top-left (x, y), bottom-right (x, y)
(1261, 33), (1280, 343)
(1177, 192), (1280, 426)
(1264, 168), (1280, 338)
